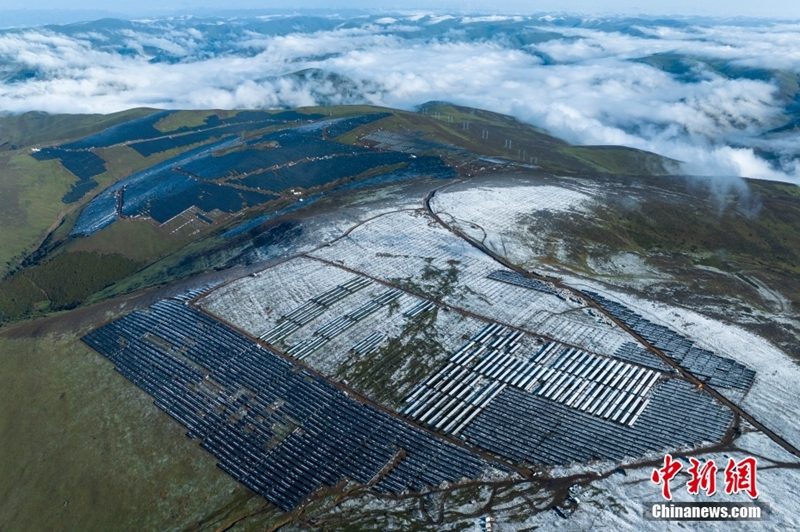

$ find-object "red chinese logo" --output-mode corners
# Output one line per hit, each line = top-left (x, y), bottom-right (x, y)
(687, 457), (717, 496)
(724, 457), (759, 499)
(651, 455), (759, 500)
(651, 454), (682, 500)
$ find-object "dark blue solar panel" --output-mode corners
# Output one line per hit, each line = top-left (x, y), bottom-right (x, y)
(181, 129), (362, 180)
(239, 151), (410, 192)
(61, 111), (173, 150)
(147, 182), (276, 223)
(324, 113), (391, 138)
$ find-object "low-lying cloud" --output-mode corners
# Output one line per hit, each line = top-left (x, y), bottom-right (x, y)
(1, 14), (799, 183)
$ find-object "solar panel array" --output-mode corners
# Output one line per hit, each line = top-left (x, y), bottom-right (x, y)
(146, 180), (274, 224)
(403, 300), (436, 319)
(60, 110), (322, 152)
(62, 177), (100, 204)
(486, 270), (560, 297)
(82, 299), (488, 511)
(32, 147), (107, 203)
(130, 118), (284, 157)
(71, 139), (239, 236)
(33, 109), (331, 208)
(324, 112), (392, 139)
(170, 280), (225, 302)
(285, 288), (403, 359)
(350, 332), (386, 356)
(260, 277), (373, 344)
(612, 342), (674, 373)
(238, 151), (412, 192)
(584, 292), (756, 390)
(401, 322), (669, 442)
(60, 111), (172, 150)
(180, 129), (362, 181)
(361, 130), (444, 154)
(463, 382), (733, 465)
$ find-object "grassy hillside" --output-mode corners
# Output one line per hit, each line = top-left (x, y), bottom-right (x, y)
(539, 177), (800, 282)
(0, 110), (159, 277)
(0, 252), (144, 321)
(352, 103), (676, 175)
(0, 108), (156, 150)
(0, 106), (360, 278)
(0, 103), (676, 327)
(0, 150), (86, 275)
(510, 174), (800, 358)
(0, 327), (283, 532)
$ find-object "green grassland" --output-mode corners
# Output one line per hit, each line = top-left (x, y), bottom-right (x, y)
(93, 144), (194, 188)
(0, 110), (161, 278)
(66, 218), (186, 262)
(85, 236), (231, 304)
(0, 150), (87, 276)
(0, 327), (284, 532)
(0, 252), (144, 322)
(154, 110), (221, 132)
(0, 108), (156, 150)
(342, 309), (451, 409)
(0, 109), (290, 279)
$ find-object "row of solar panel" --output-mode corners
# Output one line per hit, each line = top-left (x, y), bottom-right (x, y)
(463, 382), (733, 466)
(584, 292), (755, 390)
(81, 299), (489, 511)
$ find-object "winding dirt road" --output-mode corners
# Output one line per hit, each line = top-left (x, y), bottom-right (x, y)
(423, 187), (800, 461)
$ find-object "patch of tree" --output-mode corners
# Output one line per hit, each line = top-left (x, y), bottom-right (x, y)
(0, 251), (143, 323)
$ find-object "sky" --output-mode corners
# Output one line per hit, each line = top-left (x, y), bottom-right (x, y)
(0, 11), (798, 183)
(2, 1), (800, 21)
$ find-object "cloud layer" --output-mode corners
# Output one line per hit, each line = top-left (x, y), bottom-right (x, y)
(1, 14), (799, 182)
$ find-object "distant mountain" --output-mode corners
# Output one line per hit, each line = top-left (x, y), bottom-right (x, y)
(0, 14), (798, 181)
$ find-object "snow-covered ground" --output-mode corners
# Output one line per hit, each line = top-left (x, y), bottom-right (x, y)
(197, 257), (355, 337)
(308, 209), (639, 358)
(425, 178), (800, 528)
(194, 176), (798, 529)
(431, 181), (597, 235)
(433, 178), (800, 450)
(522, 428), (800, 531)
(431, 179), (599, 268)
(564, 275), (800, 454)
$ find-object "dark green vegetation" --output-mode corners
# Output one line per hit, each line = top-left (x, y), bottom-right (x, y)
(389, 257), (463, 299)
(0, 252), (143, 321)
(0, 103), (673, 328)
(67, 217), (186, 262)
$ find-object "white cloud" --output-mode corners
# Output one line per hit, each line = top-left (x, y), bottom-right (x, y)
(0, 15), (798, 183)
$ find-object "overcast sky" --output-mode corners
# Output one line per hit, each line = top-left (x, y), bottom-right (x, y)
(2, 1), (800, 20)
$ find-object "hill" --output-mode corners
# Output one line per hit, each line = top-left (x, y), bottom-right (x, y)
(0, 103), (677, 325)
